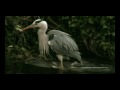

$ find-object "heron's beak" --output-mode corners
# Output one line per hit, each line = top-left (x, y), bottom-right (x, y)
(22, 24), (35, 31)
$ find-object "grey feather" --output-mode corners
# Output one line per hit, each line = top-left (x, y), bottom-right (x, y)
(48, 30), (70, 36)
(47, 30), (82, 63)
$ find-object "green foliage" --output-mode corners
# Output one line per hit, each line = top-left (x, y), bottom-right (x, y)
(5, 16), (115, 61)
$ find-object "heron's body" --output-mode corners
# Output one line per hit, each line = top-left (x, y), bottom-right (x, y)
(22, 19), (83, 70)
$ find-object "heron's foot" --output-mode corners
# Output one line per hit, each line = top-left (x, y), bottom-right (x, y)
(38, 55), (43, 59)
(52, 65), (58, 69)
(51, 64), (64, 70)
(81, 61), (83, 66)
(71, 61), (83, 67)
(52, 62), (58, 66)
(71, 61), (78, 66)
(51, 62), (58, 69)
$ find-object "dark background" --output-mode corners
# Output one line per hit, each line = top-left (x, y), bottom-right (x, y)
(5, 16), (115, 74)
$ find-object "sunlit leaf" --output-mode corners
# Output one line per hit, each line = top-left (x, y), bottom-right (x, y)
(100, 19), (106, 25)
(103, 25), (107, 28)
(112, 32), (115, 36)
(21, 47), (26, 51)
(88, 18), (94, 24)
(15, 25), (23, 32)
(103, 46), (107, 51)
(8, 45), (13, 48)
(70, 23), (76, 27)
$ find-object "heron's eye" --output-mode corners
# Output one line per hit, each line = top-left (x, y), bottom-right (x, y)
(35, 21), (41, 25)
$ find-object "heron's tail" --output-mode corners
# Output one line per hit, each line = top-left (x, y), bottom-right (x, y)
(70, 51), (83, 65)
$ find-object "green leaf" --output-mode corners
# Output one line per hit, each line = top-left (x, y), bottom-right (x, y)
(81, 30), (86, 34)
(108, 16), (114, 19)
(15, 45), (19, 49)
(103, 25), (107, 28)
(100, 20), (106, 25)
(70, 23), (76, 27)
(15, 25), (23, 32)
(95, 33), (101, 37)
(101, 42), (105, 45)
(89, 34), (92, 37)
(21, 47), (26, 51)
(102, 37), (105, 40)
(88, 18), (94, 24)
(103, 46), (107, 51)
(112, 32), (115, 36)
(8, 45), (13, 48)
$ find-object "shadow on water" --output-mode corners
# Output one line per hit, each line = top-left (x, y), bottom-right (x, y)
(23, 64), (59, 74)
(12, 63), (76, 74)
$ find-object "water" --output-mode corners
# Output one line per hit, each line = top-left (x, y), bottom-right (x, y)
(12, 62), (114, 74)
(5, 57), (115, 74)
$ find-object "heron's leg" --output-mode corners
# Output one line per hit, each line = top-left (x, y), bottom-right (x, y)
(56, 54), (64, 70)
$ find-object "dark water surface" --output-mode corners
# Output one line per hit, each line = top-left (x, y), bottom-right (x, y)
(11, 62), (115, 74)
(5, 56), (115, 74)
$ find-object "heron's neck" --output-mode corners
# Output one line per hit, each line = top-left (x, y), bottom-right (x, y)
(38, 29), (49, 55)
(38, 29), (47, 34)
(38, 29), (47, 41)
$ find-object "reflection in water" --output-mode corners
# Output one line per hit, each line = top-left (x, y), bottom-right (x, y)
(5, 58), (115, 74)
(11, 63), (115, 74)
(57, 69), (64, 74)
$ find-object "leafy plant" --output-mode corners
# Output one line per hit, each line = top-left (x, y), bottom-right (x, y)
(5, 16), (115, 61)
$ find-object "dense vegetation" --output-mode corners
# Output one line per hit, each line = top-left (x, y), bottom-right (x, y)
(5, 16), (115, 73)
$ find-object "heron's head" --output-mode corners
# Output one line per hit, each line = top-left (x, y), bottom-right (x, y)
(22, 19), (48, 31)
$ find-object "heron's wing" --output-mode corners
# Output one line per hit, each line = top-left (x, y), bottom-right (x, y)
(47, 30), (82, 63)
(47, 30), (79, 55)
(48, 30), (70, 36)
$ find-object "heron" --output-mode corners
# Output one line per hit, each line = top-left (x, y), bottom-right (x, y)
(22, 19), (83, 70)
